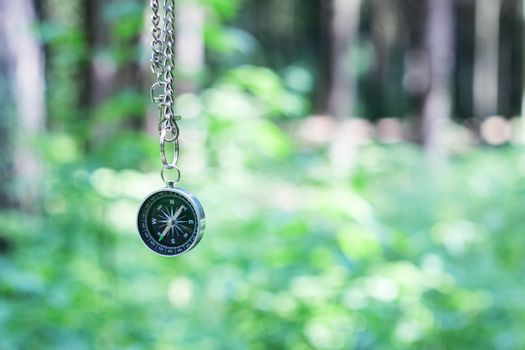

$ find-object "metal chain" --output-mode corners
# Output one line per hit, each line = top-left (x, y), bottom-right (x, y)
(150, 0), (180, 186)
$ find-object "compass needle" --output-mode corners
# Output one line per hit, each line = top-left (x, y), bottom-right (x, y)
(172, 205), (184, 221)
(158, 221), (173, 242)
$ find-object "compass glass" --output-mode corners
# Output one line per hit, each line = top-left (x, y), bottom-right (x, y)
(137, 188), (204, 256)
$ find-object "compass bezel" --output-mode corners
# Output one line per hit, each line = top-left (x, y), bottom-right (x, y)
(137, 187), (205, 257)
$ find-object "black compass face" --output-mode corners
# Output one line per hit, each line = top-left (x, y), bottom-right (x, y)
(137, 188), (205, 256)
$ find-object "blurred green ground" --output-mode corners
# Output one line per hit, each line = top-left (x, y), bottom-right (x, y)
(2, 137), (525, 349)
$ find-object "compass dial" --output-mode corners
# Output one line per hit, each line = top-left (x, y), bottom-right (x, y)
(137, 188), (205, 256)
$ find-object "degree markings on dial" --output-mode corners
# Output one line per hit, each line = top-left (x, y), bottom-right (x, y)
(138, 188), (204, 256)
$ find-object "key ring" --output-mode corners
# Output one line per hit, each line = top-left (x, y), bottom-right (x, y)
(160, 164), (181, 187)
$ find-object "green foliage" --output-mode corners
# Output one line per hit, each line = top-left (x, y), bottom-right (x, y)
(3, 136), (525, 349)
(104, 0), (145, 40)
(2, 0), (525, 349)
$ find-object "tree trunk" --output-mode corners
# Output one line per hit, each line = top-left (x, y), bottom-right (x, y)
(83, 0), (112, 107)
(328, 0), (361, 119)
(175, 1), (205, 94)
(402, 0), (427, 143)
(0, 0), (45, 208)
(0, 3), (16, 208)
(421, 0), (455, 161)
(318, 0), (333, 113)
(370, 0), (396, 119)
(473, 0), (501, 119)
(520, 0), (525, 143)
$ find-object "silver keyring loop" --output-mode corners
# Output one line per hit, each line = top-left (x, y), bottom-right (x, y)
(161, 164), (181, 186)
(160, 130), (180, 167)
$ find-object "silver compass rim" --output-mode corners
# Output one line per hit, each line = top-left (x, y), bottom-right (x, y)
(136, 187), (206, 257)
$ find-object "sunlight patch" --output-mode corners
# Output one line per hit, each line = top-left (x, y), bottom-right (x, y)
(432, 219), (478, 255)
(168, 277), (193, 309)
(107, 200), (136, 233)
(363, 276), (399, 302)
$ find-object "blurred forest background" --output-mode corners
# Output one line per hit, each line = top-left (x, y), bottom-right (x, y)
(1, 0), (525, 349)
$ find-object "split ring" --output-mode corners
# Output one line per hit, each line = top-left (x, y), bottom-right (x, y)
(161, 164), (181, 186)
(160, 131), (179, 167)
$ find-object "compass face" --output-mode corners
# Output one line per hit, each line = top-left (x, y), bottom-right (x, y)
(137, 188), (205, 256)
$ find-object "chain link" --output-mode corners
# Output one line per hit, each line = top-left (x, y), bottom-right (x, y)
(150, 0), (180, 185)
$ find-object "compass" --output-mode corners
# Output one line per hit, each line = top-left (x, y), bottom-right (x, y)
(138, 0), (206, 256)
(137, 187), (205, 256)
